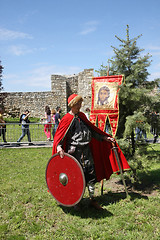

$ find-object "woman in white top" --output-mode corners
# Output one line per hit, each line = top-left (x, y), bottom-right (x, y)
(44, 106), (51, 140)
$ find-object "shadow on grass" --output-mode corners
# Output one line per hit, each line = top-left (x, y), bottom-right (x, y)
(60, 199), (113, 219)
(97, 191), (148, 206)
(59, 190), (149, 218)
(115, 166), (160, 193)
(59, 166), (160, 218)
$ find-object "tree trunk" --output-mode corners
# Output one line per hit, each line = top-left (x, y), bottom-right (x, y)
(131, 130), (135, 156)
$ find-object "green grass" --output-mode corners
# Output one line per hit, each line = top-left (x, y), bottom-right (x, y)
(0, 146), (160, 240)
(4, 117), (41, 123)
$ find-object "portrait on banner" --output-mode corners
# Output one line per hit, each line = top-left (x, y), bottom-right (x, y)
(93, 82), (119, 110)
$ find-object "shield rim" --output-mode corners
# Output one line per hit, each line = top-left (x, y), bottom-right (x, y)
(45, 153), (86, 207)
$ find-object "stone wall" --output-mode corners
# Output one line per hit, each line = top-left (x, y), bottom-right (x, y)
(0, 68), (94, 118)
(77, 69), (93, 111)
(51, 68), (93, 112)
(1, 91), (55, 118)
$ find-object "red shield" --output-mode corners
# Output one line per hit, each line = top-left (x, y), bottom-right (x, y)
(46, 153), (86, 207)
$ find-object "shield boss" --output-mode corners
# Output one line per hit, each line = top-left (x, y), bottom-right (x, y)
(46, 153), (86, 207)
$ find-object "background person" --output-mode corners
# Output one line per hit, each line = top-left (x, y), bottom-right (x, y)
(135, 120), (147, 142)
(17, 110), (32, 145)
(150, 112), (159, 143)
(0, 107), (7, 143)
(54, 106), (61, 132)
(43, 106), (52, 141)
(51, 109), (56, 140)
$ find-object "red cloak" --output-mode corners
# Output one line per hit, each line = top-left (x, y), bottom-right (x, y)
(52, 112), (130, 182)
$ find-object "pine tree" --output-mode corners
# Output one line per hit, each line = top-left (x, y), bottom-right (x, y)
(96, 25), (155, 139)
(97, 26), (159, 182)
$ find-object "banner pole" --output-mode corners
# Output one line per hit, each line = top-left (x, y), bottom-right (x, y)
(101, 180), (104, 195)
(107, 61), (109, 76)
(111, 143), (129, 198)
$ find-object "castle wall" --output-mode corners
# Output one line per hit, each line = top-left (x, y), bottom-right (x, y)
(0, 69), (94, 118)
(77, 69), (93, 112)
(1, 91), (55, 118)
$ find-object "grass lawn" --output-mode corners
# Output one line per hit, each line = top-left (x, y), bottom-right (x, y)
(0, 146), (160, 240)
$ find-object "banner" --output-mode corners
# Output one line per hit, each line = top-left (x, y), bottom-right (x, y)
(90, 75), (123, 137)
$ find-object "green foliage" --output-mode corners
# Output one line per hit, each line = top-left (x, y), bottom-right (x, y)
(116, 138), (132, 159)
(117, 136), (160, 188)
(98, 25), (151, 85)
(150, 78), (160, 112)
(124, 111), (150, 138)
(127, 151), (150, 186)
(128, 144), (160, 188)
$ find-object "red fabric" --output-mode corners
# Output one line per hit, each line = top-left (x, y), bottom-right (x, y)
(90, 114), (97, 125)
(44, 123), (51, 139)
(52, 112), (130, 182)
(97, 115), (107, 131)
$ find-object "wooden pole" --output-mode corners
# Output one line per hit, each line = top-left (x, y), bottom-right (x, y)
(101, 180), (104, 195)
(107, 62), (109, 76)
(111, 143), (129, 198)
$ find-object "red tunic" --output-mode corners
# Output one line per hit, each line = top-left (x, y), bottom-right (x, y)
(52, 112), (130, 182)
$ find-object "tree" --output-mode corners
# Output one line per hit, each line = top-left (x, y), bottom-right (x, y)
(0, 60), (3, 91)
(96, 26), (160, 184)
(96, 25), (158, 140)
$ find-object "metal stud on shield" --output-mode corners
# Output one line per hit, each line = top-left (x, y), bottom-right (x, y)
(46, 153), (86, 207)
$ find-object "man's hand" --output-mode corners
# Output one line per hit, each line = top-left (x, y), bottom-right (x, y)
(57, 145), (65, 158)
(103, 136), (115, 145)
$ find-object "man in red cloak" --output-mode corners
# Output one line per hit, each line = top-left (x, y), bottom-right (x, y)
(52, 94), (130, 210)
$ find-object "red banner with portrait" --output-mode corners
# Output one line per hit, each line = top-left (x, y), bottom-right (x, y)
(90, 75), (123, 137)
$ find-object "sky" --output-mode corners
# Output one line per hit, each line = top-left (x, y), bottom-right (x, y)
(1, 0), (160, 92)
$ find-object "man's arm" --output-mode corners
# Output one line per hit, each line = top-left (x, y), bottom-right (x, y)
(23, 113), (30, 120)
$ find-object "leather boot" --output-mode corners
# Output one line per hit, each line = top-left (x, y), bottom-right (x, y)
(89, 198), (103, 210)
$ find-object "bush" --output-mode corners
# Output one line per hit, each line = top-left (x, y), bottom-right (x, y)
(116, 138), (159, 188)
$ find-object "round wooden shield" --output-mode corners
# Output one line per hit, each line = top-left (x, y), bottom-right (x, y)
(46, 153), (86, 207)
